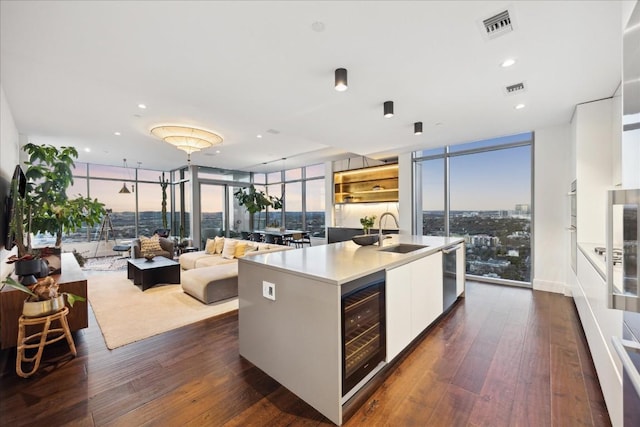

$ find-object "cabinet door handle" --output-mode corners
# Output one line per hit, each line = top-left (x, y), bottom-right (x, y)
(442, 245), (461, 254)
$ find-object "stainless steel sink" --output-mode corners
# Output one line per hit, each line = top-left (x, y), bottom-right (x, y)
(378, 244), (428, 254)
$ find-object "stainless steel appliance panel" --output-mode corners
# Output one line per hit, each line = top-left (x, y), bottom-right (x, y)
(607, 189), (640, 312)
(442, 244), (459, 310)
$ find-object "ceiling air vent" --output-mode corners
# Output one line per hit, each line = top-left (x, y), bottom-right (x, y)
(482, 10), (513, 39)
(504, 82), (526, 95)
(266, 129), (280, 135)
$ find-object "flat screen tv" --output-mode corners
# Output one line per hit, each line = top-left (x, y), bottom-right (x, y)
(3, 165), (27, 249)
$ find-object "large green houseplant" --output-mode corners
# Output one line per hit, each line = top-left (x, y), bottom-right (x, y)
(21, 143), (105, 248)
(234, 185), (282, 230)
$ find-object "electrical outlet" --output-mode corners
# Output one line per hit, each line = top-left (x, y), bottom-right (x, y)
(262, 281), (276, 301)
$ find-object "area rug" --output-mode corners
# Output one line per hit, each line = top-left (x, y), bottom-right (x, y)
(82, 256), (128, 272)
(88, 273), (238, 349)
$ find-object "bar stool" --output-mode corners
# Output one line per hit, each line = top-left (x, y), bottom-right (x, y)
(16, 306), (77, 378)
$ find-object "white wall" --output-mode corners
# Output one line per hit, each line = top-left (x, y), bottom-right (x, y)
(1, 84), (20, 276)
(532, 124), (572, 294)
(0, 85), (19, 182)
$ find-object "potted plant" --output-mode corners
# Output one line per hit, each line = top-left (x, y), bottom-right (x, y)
(13, 143), (106, 273)
(234, 185), (283, 230)
(1, 275), (85, 317)
(360, 215), (377, 234)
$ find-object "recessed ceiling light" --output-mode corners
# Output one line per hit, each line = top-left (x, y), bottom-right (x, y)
(311, 21), (325, 32)
(257, 134), (263, 138)
(84, 148), (91, 152)
(515, 103), (526, 110)
(114, 131), (121, 136)
(138, 104), (147, 109)
(215, 150), (221, 154)
(501, 58), (516, 68)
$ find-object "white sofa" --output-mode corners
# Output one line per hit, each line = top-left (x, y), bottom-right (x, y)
(179, 238), (292, 304)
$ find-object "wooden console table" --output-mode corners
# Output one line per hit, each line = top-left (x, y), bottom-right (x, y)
(0, 253), (88, 349)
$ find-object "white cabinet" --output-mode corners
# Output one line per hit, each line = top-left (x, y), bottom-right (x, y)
(456, 244), (466, 297)
(411, 253), (443, 339)
(572, 249), (623, 427)
(385, 263), (412, 362)
(386, 252), (443, 362)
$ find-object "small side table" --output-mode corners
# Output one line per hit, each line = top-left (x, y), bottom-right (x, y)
(182, 246), (199, 253)
(16, 306), (77, 378)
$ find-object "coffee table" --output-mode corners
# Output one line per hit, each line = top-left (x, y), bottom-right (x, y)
(127, 257), (180, 291)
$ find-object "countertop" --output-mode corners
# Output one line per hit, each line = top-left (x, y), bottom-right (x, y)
(578, 242), (623, 289)
(239, 234), (464, 286)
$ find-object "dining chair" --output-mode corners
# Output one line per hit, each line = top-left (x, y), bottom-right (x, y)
(263, 233), (282, 245)
(290, 232), (311, 248)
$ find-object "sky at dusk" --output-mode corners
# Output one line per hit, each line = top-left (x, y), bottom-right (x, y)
(421, 134), (532, 211)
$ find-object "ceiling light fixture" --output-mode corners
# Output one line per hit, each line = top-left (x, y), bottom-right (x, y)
(150, 125), (223, 163)
(501, 58), (516, 68)
(118, 158), (132, 194)
(383, 101), (394, 118)
(414, 122), (423, 135)
(114, 131), (121, 136)
(335, 68), (348, 91)
(515, 103), (526, 110)
(138, 103), (147, 109)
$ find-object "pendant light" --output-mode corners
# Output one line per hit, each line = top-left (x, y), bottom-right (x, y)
(334, 68), (348, 91)
(118, 159), (132, 194)
(414, 122), (423, 135)
(118, 183), (131, 194)
(383, 101), (394, 118)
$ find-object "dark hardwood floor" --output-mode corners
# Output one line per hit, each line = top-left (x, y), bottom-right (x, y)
(0, 282), (611, 426)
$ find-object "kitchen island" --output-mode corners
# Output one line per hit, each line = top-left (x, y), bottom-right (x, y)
(238, 234), (465, 425)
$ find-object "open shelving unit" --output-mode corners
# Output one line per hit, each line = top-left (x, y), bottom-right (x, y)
(334, 164), (399, 204)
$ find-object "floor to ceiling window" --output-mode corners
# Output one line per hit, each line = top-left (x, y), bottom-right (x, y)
(199, 183), (225, 247)
(60, 160), (325, 251)
(415, 133), (533, 285)
(262, 163), (325, 236)
(63, 162), (169, 245)
(305, 163), (326, 237)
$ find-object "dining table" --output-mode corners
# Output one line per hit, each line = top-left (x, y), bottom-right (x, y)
(252, 229), (307, 245)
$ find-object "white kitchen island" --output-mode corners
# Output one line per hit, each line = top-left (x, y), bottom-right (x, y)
(238, 234), (465, 425)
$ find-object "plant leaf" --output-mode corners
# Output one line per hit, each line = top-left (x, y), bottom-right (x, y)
(1, 275), (38, 298)
(65, 292), (86, 307)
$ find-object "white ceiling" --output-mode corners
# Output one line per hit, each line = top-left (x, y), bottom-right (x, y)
(0, 1), (624, 173)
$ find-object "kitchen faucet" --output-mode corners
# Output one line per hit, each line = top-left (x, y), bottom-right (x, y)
(378, 212), (399, 244)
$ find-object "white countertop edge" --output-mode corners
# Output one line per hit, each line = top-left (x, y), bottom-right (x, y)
(239, 234), (464, 286)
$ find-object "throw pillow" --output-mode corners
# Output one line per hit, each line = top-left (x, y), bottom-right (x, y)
(140, 235), (162, 253)
(214, 236), (225, 254)
(205, 238), (216, 254)
(234, 242), (249, 258)
(221, 239), (238, 259)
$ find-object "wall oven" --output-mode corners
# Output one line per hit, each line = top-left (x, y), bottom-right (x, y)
(341, 271), (386, 397)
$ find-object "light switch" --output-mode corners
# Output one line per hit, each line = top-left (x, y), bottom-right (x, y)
(262, 281), (276, 300)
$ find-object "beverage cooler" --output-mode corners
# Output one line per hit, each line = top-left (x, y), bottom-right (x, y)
(341, 272), (386, 397)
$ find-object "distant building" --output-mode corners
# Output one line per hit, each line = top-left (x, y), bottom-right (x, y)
(515, 204), (530, 215)
(469, 234), (500, 247)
